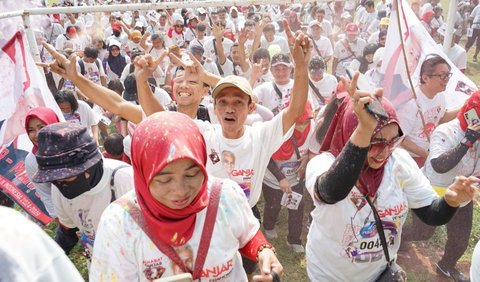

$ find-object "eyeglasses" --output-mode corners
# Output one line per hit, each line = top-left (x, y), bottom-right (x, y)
(428, 72), (452, 80)
(370, 135), (405, 156)
(174, 24), (184, 28)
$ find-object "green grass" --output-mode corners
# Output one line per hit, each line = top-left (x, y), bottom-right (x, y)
(47, 2), (480, 281)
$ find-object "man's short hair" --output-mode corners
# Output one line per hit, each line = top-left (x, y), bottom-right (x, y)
(420, 54), (450, 84)
(83, 46), (99, 59)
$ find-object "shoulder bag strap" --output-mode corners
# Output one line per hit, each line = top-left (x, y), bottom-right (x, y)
(123, 179), (223, 279)
(309, 35), (322, 57)
(110, 165), (130, 202)
(366, 196), (391, 265)
(308, 79), (326, 104)
(192, 179), (222, 279)
(272, 81), (283, 100)
(340, 39), (356, 59)
(212, 38), (224, 75)
(291, 135), (302, 160)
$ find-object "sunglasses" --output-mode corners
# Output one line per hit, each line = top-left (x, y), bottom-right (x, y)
(370, 135), (405, 156)
(175, 24), (184, 28)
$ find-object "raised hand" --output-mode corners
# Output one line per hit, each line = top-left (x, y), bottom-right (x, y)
(290, 32), (312, 68)
(134, 53), (165, 82)
(238, 27), (248, 46)
(445, 176), (479, 207)
(340, 72), (380, 133)
(37, 41), (80, 81)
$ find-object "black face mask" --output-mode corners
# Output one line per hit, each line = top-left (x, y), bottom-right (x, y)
(113, 30), (121, 37)
(52, 160), (104, 199)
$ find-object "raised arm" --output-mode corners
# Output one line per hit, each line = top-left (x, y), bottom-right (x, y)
(39, 42), (143, 124)
(135, 54), (166, 116)
(237, 28), (251, 72)
(212, 23), (227, 65)
(281, 22), (311, 134)
(314, 73), (380, 204)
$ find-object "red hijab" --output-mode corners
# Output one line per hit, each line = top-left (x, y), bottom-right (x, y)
(320, 96), (399, 197)
(272, 102), (313, 160)
(131, 111), (209, 246)
(25, 107), (60, 154)
(458, 90), (480, 132)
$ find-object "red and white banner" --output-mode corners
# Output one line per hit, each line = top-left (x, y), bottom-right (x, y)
(0, 31), (63, 225)
(382, 0), (476, 109)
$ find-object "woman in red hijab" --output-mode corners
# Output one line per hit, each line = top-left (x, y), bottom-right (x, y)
(402, 91), (480, 281)
(303, 74), (478, 281)
(90, 111), (283, 282)
(262, 102), (314, 254)
(24, 107), (60, 216)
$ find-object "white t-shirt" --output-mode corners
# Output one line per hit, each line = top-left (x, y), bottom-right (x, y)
(260, 35), (290, 55)
(64, 100), (100, 136)
(397, 87), (446, 156)
(447, 44), (467, 71)
(76, 58), (106, 85)
(90, 178), (259, 282)
(25, 152), (56, 217)
(196, 113), (293, 207)
(333, 38), (367, 77)
(53, 158), (134, 255)
(311, 36), (333, 60)
(424, 119), (480, 187)
(309, 73), (338, 111)
(305, 149), (438, 282)
(263, 119), (316, 188)
(203, 37), (234, 62)
(472, 240), (480, 282)
(471, 5), (480, 29)
(0, 207), (84, 282)
(254, 80), (294, 115)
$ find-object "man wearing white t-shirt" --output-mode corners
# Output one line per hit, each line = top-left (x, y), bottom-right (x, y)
(397, 55), (460, 167)
(307, 56), (338, 112)
(76, 46), (107, 87)
(203, 22), (234, 63)
(32, 123), (133, 262)
(253, 53), (295, 115)
(260, 23), (290, 55)
(332, 23), (366, 78)
(308, 20), (333, 63)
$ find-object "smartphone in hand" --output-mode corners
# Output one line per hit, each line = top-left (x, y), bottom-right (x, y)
(345, 68), (388, 121)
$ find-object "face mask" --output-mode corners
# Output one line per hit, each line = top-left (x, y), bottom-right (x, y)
(113, 30), (121, 37)
(63, 112), (75, 120)
(52, 160), (104, 199)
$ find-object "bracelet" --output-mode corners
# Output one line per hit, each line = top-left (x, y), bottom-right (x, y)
(256, 243), (276, 261)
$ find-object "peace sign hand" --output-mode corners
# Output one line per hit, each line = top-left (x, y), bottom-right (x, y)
(37, 41), (81, 82)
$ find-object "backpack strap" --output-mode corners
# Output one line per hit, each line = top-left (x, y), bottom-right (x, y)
(79, 59), (86, 76)
(309, 79), (326, 104)
(110, 165), (130, 202)
(196, 105), (211, 122)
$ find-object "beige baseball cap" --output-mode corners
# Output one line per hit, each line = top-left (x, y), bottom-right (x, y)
(211, 75), (253, 99)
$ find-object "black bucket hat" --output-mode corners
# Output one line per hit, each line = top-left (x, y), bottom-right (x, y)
(33, 122), (101, 183)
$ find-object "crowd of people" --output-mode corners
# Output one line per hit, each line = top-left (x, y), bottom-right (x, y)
(2, 0), (480, 281)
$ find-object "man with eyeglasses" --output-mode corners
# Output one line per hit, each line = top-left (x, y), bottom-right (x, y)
(397, 55), (460, 167)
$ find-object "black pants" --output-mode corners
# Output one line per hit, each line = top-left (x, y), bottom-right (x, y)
(262, 182), (305, 245)
(242, 205), (261, 274)
(465, 28), (480, 52)
(402, 202), (473, 268)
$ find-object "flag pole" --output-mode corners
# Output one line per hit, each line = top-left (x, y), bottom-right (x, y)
(442, 0), (457, 54)
(395, 0), (430, 142)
